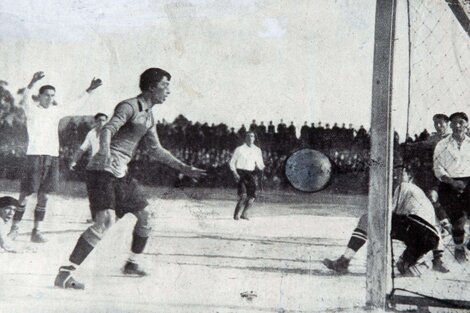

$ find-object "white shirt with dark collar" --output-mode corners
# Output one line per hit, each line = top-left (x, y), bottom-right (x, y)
(433, 134), (470, 180)
(229, 143), (265, 172)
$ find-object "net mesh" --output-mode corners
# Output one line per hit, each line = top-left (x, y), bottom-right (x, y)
(389, 0), (470, 309)
(407, 0), (470, 136)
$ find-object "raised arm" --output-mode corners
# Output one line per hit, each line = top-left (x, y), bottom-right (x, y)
(61, 77), (103, 116)
(16, 71), (45, 109)
(146, 127), (206, 179)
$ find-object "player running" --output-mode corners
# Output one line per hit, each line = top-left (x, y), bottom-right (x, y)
(54, 68), (206, 290)
(69, 113), (109, 223)
(229, 131), (265, 220)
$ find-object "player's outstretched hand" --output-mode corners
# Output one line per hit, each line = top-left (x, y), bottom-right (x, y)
(86, 77), (103, 92)
(28, 71), (45, 88)
(183, 166), (206, 179)
(31, 71), (45, 83)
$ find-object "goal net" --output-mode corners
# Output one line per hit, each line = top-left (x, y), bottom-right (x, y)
(388, 0), (470, 310)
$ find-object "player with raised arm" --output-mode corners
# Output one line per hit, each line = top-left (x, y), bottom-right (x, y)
(54, 68), (206, 290)
(69, 113), (108, 223)
(229, 131), (265, 220)
(9, 72), (102, 243)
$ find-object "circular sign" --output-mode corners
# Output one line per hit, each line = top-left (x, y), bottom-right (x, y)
(285, 149), (332, 192)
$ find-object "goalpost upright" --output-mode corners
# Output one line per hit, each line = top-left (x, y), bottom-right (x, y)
(366, 0), (397, 309)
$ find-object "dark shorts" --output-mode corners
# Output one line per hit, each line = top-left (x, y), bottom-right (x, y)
(237, 169), (257, 198)
(437, 178), (470, 224)
(87, 171), (148, 218)
(392, 214), (439, 261)
(20, 155), (59, 195)
(414, 167), (440, 193)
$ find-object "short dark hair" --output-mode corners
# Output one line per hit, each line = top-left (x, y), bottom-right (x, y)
(246, 131), (257, 141)
(0, 196), (20, 209)
(139, 68), (171, 92)
(94, 113), (108, 120)
(449, 112), (468, 122)
(39, 85), (55, 94)
(432, 114), (449, 123)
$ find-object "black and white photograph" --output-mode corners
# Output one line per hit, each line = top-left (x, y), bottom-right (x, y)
(0, 0), (469, 312)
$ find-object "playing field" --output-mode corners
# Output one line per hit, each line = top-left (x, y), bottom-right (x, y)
(0, 180), (468, 313)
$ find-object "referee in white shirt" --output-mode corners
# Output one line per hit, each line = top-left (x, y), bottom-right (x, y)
(69, 113), (108, 222)
(229, 131), (265, 220)
(433, 112), (470, 263)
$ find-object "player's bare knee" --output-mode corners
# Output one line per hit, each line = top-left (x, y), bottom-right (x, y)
(133, 208), (153, 238)
(18, 192), (30, 206)
(246, 197), (255, 204)
(93, 210), (114, 233)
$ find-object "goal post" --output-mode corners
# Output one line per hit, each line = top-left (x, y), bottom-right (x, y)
(366, 0), (397, 309)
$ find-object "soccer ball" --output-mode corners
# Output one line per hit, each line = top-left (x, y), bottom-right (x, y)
(285, 149), (332, 192)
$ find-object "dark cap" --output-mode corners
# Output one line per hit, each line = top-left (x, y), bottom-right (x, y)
(449, 112), (468, 122)
(0, 196), (20, 209)
(432, 114), (449, 122)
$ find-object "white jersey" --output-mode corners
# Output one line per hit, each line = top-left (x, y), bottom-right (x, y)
(393, 182), (436, 227)
(22, 87), (91, 157)
(80, 128), (101, 158)
(433, 135), (470, 180)
(229, 143), (265, 172)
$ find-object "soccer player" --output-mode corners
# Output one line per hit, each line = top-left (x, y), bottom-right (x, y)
(0, 196), (21, 253)
(69, 113), (109, 223)
(424, 114), (451, 231)
(323, 166), (445, 275)
(9, 72), (102, 243)
(433, 112), (470, 263)
(54, 68), (206, 290)
(428, 113), (450, 145)
(229, 131), (265, 220)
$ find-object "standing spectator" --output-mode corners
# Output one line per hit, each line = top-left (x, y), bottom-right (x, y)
(300, 121), (310, 144)
(237, 124), (247, 140)
(249, 119), (257, 132)
(267, 121), (275, 134)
